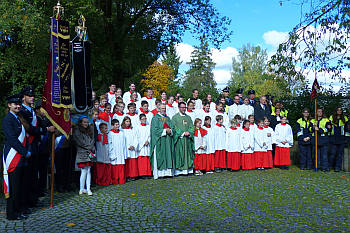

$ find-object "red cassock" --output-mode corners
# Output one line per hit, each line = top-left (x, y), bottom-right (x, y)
(214, 150), (227, 168)
(241, 153), (255, 170)
(274, 147), (291, 165)
(137, 156), (151, 176)
(125, 158), (139, 178)
(227, 152), (241, 170)
(95, 163), (112, 186)
(111, 164), (126, 185)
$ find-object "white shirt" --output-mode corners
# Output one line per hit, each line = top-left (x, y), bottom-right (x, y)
(228, 103), (240, 121)
(125, 113), (140, 128)
(211, 110), (229, 128)
(136, 124), (150, 157)
(238, 104), (254, 120)
(240, 128), (254, 153)
(138, 108), (153, 125)
(213, 124), (226, 150)
(188, 98), (203, 110)
(109, 130), (127, 165)
(122, 128), (139, 158)
(96, 135), (110, 164)
(166, 104), (177, 119)
(126, 100), (141, 112)
(254, 127), (268, 152)
(226, 127), (241, 152)
(112, 112), (125, 125)
(194, 129), (207, 155)
(185, 109), (198, 123)
(274, 123), (293, 147)
(264, 126), (275, 150)
(203, 125), (215, 154)
(197, 109), (212, 124)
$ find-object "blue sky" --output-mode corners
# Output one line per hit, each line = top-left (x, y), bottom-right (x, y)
(176, 0), (307, 89)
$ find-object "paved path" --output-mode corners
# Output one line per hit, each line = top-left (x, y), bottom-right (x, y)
(1, 167), (350, 232)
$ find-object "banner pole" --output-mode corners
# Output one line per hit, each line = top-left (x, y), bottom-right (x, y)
(50, 133), (56, 207)
(315, 98), (318, 172)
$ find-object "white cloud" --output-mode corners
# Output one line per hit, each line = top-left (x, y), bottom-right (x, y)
(211, 47), (239, 69)
(175, 43), (194, 64)
(263, 30), (289, 48)
(176, 43), (236, 87)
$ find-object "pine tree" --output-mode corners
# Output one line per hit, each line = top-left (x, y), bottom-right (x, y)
(183, 36), (217, 99)
(162, 43), (182, 96)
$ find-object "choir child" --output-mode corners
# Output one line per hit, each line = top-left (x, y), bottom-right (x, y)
(113, 102), (126, 123)
(166, 96), (177, 119)
(98, 103), (113, 130)
(274, 116), (294, 169)
(109, 119), (127, 185)
(126, 91), (141, 110)
(211, 102), (229, 128)
(263, 117), (274, 169)
(254, 119), (268, 169)
(126, 103), (139, 127)
(202, 116), (215, 173)
(241, 120), (255, 170)
(121, 117), (139, 180)
(186, 101), (197, 122)
(151, 99), (162, 116)
(213, 115), (227, 172)
(141, 88), (156, 110)
(139, 100), (153, 125)
(234, 115), (242, 128)
(194, 118), (207, 176)
(136, 114), (152, 177)
(198, 100), (212, 123)
(99, 95), (108, 112)
(226, 119), (242, 171)
(160, 90), (167, 104)
(248, 114), (257, 132)
(95, 123), (111, 186)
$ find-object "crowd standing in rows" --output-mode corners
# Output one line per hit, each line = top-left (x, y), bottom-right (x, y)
(2, 84), (349, 220)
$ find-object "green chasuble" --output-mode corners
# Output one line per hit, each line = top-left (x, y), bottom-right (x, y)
(172, 113), (195, 170)
(150, 113), (175, 170)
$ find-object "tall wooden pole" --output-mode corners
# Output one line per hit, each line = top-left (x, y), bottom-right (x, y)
(50, 133), (56, 207)
(315, 98), (318, 171)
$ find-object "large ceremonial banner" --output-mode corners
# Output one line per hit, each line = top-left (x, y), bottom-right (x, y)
(41, 17), (71, 138)
(72, 38), (92, 112)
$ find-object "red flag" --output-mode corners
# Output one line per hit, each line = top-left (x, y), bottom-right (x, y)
(41, 52), (71, 139)
(310, 78), (320, 100)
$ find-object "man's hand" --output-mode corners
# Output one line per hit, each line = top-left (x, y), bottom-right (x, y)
(166, 128), (171, 135)
(267, 133), (271, 137)
(47, 126), (55, 133)
(184, 131), (190, 136)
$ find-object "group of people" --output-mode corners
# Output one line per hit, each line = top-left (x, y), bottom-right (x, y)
(2, 83), (349, 221)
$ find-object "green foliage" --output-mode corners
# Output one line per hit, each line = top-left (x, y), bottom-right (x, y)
(229, 44), (292, 98)
(269, 0), (350, 88)
(162, 43), (182, 97)
(182, 35), (218, 99)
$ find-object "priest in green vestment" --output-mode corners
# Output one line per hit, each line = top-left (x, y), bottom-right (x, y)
(150, 103), (175, 179)
(172, 102), (195, 175)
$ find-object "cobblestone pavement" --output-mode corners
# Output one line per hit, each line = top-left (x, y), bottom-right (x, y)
(1, 166), (350, 232)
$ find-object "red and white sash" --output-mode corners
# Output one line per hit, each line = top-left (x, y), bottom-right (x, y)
(3, 125), (26, 198)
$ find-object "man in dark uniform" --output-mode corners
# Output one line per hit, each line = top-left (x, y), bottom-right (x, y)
(236, 88), (244, 105)
(19, 86), (54, 206)
(222, 86), (234, 106)
(34, 100), (52, 196)
(3, 94), (30, 220)
(248, 89), (257, 107)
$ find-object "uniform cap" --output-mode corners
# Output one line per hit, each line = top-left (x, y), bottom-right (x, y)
(6, 94), (22, 104)
(20, 86), (35, 97)
(248, 89), (255, 95)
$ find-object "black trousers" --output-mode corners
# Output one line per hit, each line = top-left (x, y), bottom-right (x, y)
(55, 148), (71, 190)
(7, 166), (23, 220)
(38, 152), (50, 193)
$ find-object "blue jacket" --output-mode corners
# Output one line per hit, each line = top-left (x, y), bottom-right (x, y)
(2, 113), (29, 167)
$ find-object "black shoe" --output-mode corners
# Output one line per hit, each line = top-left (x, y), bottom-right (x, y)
(215, 168), (221, 173)
(334, 168), (340, 172)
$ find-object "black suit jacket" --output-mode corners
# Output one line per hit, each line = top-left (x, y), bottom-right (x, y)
(254, 103), (272, 122)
